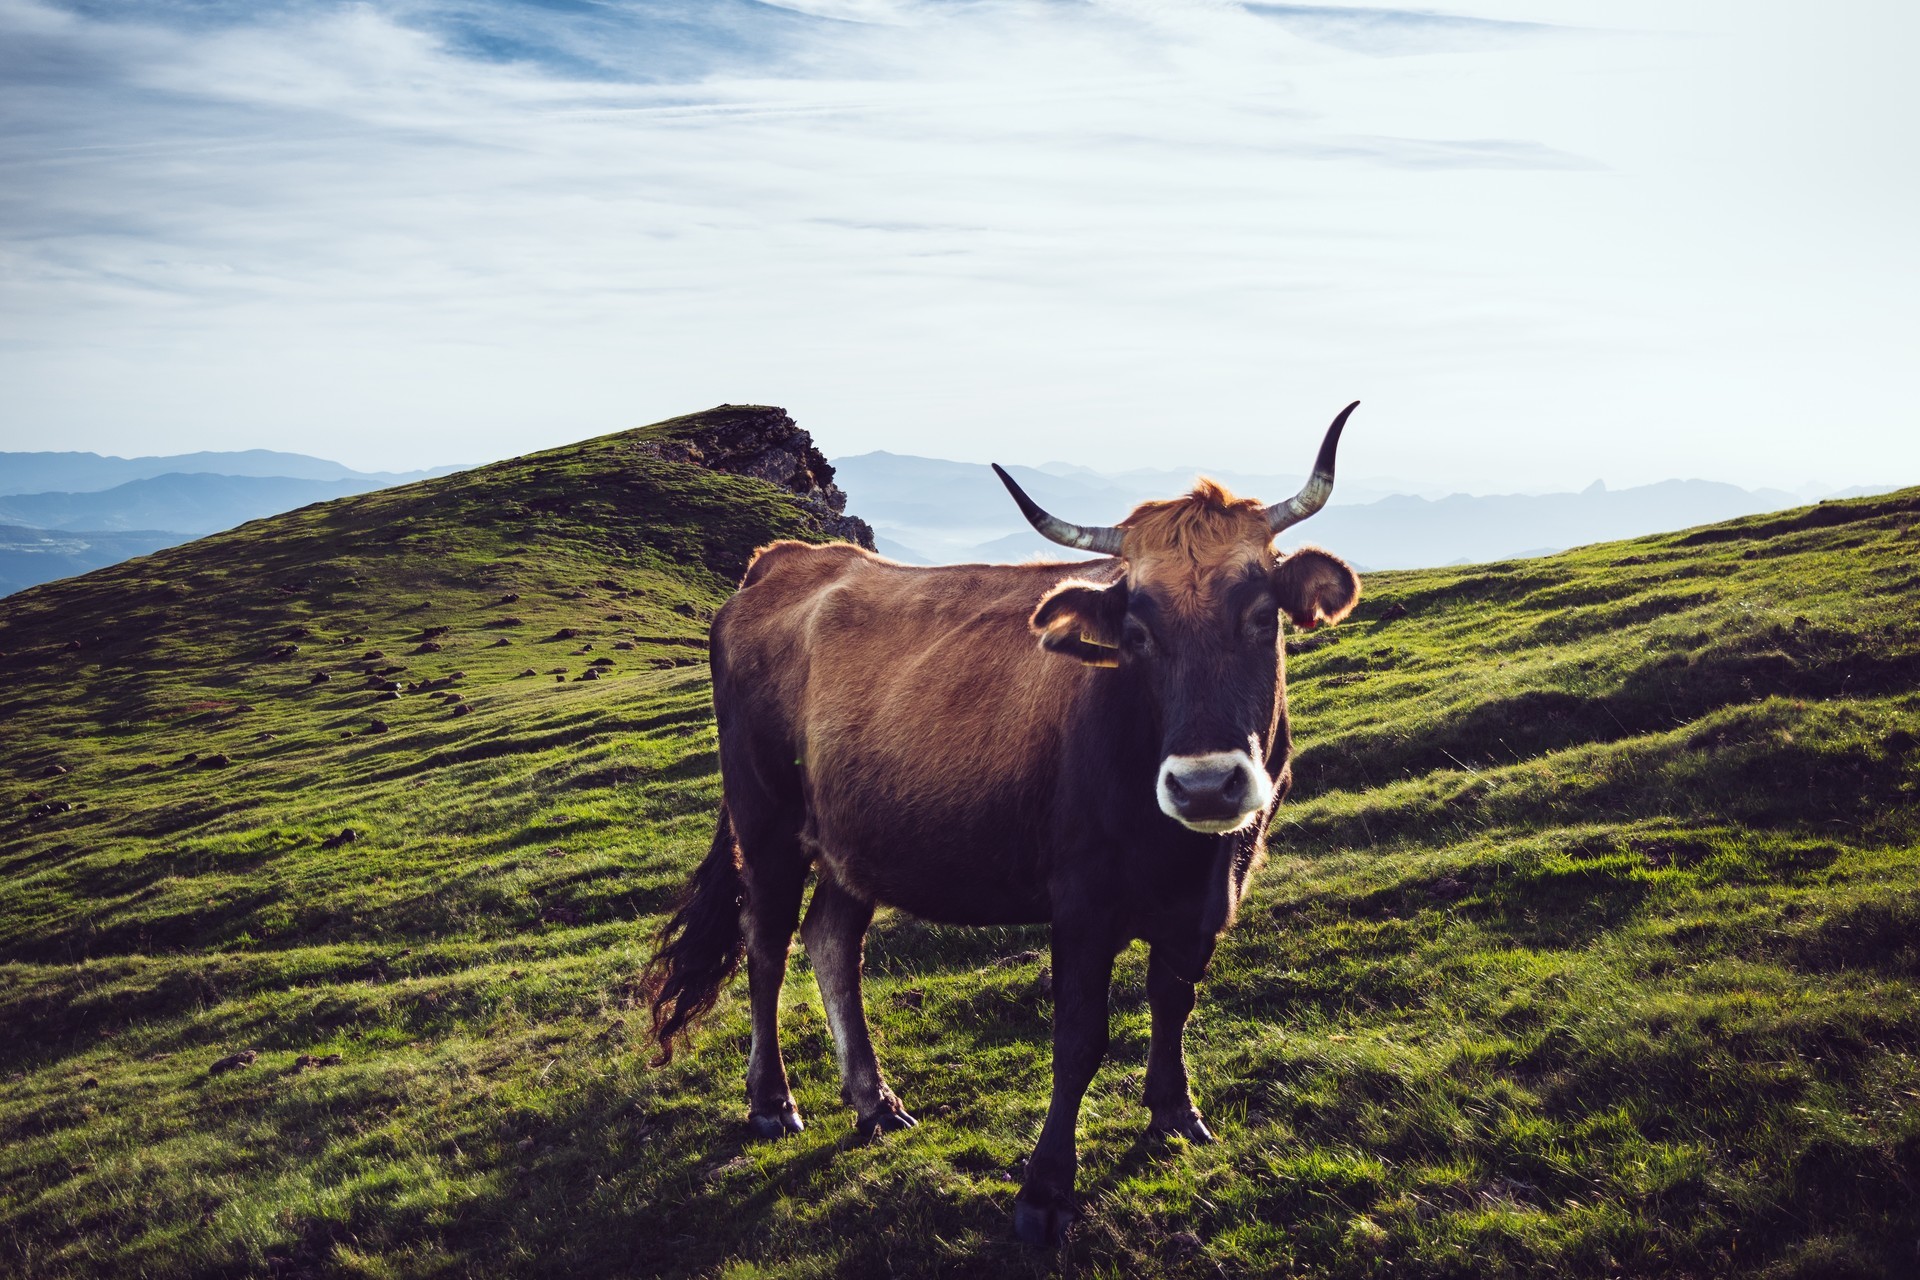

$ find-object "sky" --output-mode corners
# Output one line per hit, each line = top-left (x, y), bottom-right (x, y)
(1, 0), (1915, 493)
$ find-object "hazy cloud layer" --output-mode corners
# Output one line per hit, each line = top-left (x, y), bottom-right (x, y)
(1, 0), (1915, 492)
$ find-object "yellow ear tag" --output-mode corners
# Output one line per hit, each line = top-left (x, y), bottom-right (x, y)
(1080, 631), (1120, 668)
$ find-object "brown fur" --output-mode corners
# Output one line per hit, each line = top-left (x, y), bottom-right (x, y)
(1118, 480), (1275, 612)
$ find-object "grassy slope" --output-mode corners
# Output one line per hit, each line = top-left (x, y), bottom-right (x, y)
(2, 425), (1917, 1278)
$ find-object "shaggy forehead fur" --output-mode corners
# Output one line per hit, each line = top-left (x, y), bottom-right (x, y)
(1117, 479), (1273, 607)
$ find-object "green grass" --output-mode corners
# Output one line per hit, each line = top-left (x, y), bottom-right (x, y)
(3, 424), (1918, 1278)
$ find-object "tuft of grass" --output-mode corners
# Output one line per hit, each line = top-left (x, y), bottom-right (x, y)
(3, 433), (1917, 1277)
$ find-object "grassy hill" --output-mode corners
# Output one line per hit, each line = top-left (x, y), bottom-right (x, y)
(2, 411), (1917, 1278)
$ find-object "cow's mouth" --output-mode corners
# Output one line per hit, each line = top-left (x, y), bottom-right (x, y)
(1155, 750), (1271, 834)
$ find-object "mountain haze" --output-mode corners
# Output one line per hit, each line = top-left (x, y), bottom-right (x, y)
(0, 473), (408, 535)
(0, 453), (472, 596)
(2, 407), (1916, 1278)
(834, 450), (1896, 568)
(0, 449), (461, 496)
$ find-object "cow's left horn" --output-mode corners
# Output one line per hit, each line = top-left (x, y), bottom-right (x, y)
(991, 464), (1125, 555)
(1267, 401), (1358, 534)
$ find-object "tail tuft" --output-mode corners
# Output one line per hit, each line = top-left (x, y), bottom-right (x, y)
(641, 801), (747, 1064)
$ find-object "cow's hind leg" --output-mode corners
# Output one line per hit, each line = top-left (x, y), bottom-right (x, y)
(1143, 949), (1214, 1143)
(737, 809), (810, 1139)
(800, 876), (915, 1137)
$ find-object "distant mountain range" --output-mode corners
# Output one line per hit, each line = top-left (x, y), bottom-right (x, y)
(0, 449), (459, 496)
(0, 451), (465, 595)
(0, 442), (1902, 596)
(831, 451), (1900, 569)
(0, 473), (420, 535)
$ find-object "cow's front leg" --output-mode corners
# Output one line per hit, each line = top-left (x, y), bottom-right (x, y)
(800, 876), (915, 1137)
(1143, 948), (1214, 1143)
(1014, 920), (1115, 1247)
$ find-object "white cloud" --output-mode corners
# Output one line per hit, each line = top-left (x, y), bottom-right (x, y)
(0, 0), (1915, 494)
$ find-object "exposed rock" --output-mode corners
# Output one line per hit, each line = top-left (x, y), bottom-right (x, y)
(1378, 602), (1410, 621)
(321, 827), (359, 848)
(208, 1049), (258, 1075)
(498, 592), (521, 604)
(518, 668), (537, 677)
(293, 1052), (343, 1069)
(612, 640), (635, 651)
(412, 641), (444, 654)
(490, 638), (512, 647)
(554, 627), (580, 640)
(638, 405), (875, 548)
(200, 753), (232, 769)
(309, 671), (333, 684)
(364, 719), (390, 735)
(452, 703), (473, 716)
(590, 657), (615, 667)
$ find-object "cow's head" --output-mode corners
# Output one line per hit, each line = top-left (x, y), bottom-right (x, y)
(994, 404), (1361, 835)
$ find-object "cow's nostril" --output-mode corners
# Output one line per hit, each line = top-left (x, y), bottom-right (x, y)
(1164, 773), (1189, 800)
(1220, 769), (1245, 803)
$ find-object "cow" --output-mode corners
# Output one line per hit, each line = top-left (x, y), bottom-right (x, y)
(643, 403), (1363, 1245)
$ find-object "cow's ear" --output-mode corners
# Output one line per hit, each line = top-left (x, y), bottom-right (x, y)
(1030, 578), (1129, 666)
(1271, 548), (1359, 631)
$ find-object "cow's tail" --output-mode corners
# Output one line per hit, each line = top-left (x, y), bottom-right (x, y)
(642, 799), (748, 1065)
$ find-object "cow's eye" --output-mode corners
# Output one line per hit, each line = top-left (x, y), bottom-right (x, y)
(1244, 609), (1279, 645)
(1122, 620), (1153, 655)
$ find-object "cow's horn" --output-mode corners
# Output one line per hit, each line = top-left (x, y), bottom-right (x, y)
(991, 464), (1125, 556)
(1266, 401), (1358, 534)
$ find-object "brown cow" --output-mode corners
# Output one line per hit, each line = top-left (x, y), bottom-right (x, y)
(645, 404), (1362, 1245)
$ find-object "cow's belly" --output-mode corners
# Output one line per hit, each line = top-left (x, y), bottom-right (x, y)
(800, 755), (1055, 926)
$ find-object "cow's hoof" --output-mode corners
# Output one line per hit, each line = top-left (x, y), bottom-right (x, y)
(1149, 1113), (1216, 1144)
(856, 1102), (917, 1139)
(1012, 1197), (1077, 1248)
(746, 1102), (804, 1140)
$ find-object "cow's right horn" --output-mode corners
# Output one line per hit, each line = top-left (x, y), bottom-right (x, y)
(991, 464), (1125, 555)
(1266, 401), (1358, 534)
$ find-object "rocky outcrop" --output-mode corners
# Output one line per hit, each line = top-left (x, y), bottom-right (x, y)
(638, 405), (874, 550)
